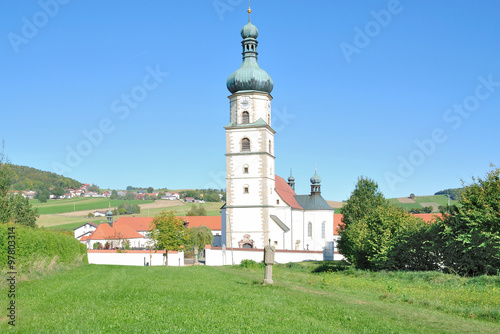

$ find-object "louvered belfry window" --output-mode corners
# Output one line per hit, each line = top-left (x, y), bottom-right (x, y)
(242, 111), (249, 124)
(241, 138), (250, 152)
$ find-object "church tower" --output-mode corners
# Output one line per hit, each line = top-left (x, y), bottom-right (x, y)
(224, 7), (275, 249)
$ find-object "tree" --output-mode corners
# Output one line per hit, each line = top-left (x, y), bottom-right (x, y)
(189, 226), (214, 252)
(88, 184), (100, 193)
(37, 189), (50, 203)
(409, 193), (416, 199)
(337, 177), (387, 268)
(149, 210), (190, 252)
(362, 205), (438, 271)
(51, 186), (65, 198)
(147, 186), (154, 194)
(434, 166), (500, 276)
(186, 204), (206, 216)
(110, 190), (118, 200)
(0, 146), (39, 227)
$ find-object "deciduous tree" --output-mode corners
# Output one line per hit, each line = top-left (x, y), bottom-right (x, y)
(150, 210), (190, 251)
(337, 177), (387, 268)
(435, 165), (500, 275)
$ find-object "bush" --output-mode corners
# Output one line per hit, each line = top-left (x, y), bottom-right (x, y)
(0, 223), (87, 271)
(434, 166), (500, 276)
(239, 259), (263, 269)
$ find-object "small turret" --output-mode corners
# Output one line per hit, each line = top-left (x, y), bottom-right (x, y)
(310, 168), (321, 195)
(106, 209), (113, 227)
(287, 168), (295, 190)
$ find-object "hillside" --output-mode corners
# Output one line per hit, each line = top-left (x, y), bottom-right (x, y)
(8, 164), (82, 191)
(329, 194), (459, 213)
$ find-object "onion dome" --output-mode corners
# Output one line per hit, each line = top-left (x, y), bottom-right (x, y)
(106, 209), (113, 217)
(288, 169), (295, 182)
(241, 21), (258, 39)
(226, 7), (273, 94)
(310, 169), (321, 185)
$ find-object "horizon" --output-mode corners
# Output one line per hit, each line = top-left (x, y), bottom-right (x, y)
(1, 1), (499, 201)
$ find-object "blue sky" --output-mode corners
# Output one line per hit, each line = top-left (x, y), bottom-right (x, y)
(1, 0), (499, 201)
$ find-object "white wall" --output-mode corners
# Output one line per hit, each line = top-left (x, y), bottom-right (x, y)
(205, 247), (326, 266)
(87, 251), (184, 266)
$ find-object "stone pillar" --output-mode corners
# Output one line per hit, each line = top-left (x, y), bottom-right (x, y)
(194, 247), (199, 265)
(263, 239), (275, 285)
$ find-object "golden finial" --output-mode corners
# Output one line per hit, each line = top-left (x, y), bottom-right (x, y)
(248, 1), (252, 21)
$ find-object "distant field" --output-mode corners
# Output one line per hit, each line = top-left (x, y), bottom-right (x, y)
(37, 200), (223, 229)
(415, 194), (458, 206)
(31, 197), (155, 215)
(2, 263), (498, 332)
(384, 195), (459, 212)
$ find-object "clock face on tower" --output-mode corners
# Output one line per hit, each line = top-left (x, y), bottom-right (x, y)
(240, 97), (251, 110)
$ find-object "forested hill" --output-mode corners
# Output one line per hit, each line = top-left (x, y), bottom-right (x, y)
(434, 188), (463, 201)
(9, 164), (82, 191)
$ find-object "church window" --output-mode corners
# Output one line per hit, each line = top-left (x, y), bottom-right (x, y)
(308, 222), (312, 238)
(269, 140), (272, 154)
(244, 185), (249, 194)
(321, 222), (326, 239)
(243, 165), (249, 174)
(276, 199), (280, 204)
(242, 111), (249, 124)
(241, 138), (250, 152)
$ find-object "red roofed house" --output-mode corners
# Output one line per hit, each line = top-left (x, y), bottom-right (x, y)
(179, 216), (222, 247)
(79, 215), (222, 249)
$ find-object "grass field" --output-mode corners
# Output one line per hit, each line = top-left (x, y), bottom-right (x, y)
(1, 263), (498, 333)
(37, 200), (223, 230)
(386, 195), (459, 212)
(30, 197), (155, 215)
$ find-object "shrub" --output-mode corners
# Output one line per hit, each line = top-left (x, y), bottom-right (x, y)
(239, 259), (263, 269)
(0, 223), (87, 271)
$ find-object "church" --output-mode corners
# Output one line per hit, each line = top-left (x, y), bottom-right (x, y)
(221, 8), (334, 252)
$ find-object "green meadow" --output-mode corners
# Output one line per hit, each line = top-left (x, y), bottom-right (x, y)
(1, 262), (499, 333)
(30, 197), (155, 215)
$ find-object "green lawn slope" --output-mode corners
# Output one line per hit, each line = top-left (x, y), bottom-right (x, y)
(1, 263), (498, 333)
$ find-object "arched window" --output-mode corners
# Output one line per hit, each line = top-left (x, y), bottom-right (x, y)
(308, 222), (312, 238)
(243, 164), (249, 174)
(242, 111), (249, 124)
(269, 140), (272, 154)
(243, 185), (249, 194)
(321, 222), (326, 239)
(241, 138), (250, 152)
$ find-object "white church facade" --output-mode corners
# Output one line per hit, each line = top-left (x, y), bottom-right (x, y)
(221, 8), (334, 252)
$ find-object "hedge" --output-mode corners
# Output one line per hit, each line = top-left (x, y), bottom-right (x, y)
(0, 223), (88, 270)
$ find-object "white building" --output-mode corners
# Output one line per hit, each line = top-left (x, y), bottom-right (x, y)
(221, 9), (334, 252)
(74, 222), (98, 240)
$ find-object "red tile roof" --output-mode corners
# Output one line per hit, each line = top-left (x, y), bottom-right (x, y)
(333, 214), (344, 235)
(115, 217), (154, 231)
(413, 213), (443, 223)
(80, 235), (90, 241)
(178, 216), (221, 230)
(87, 222), (143, 240)
(274, 175), (303, 210)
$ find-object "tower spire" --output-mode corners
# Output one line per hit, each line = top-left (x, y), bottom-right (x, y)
(248, 1), (252, 22)
(287, 168), (295, 190)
